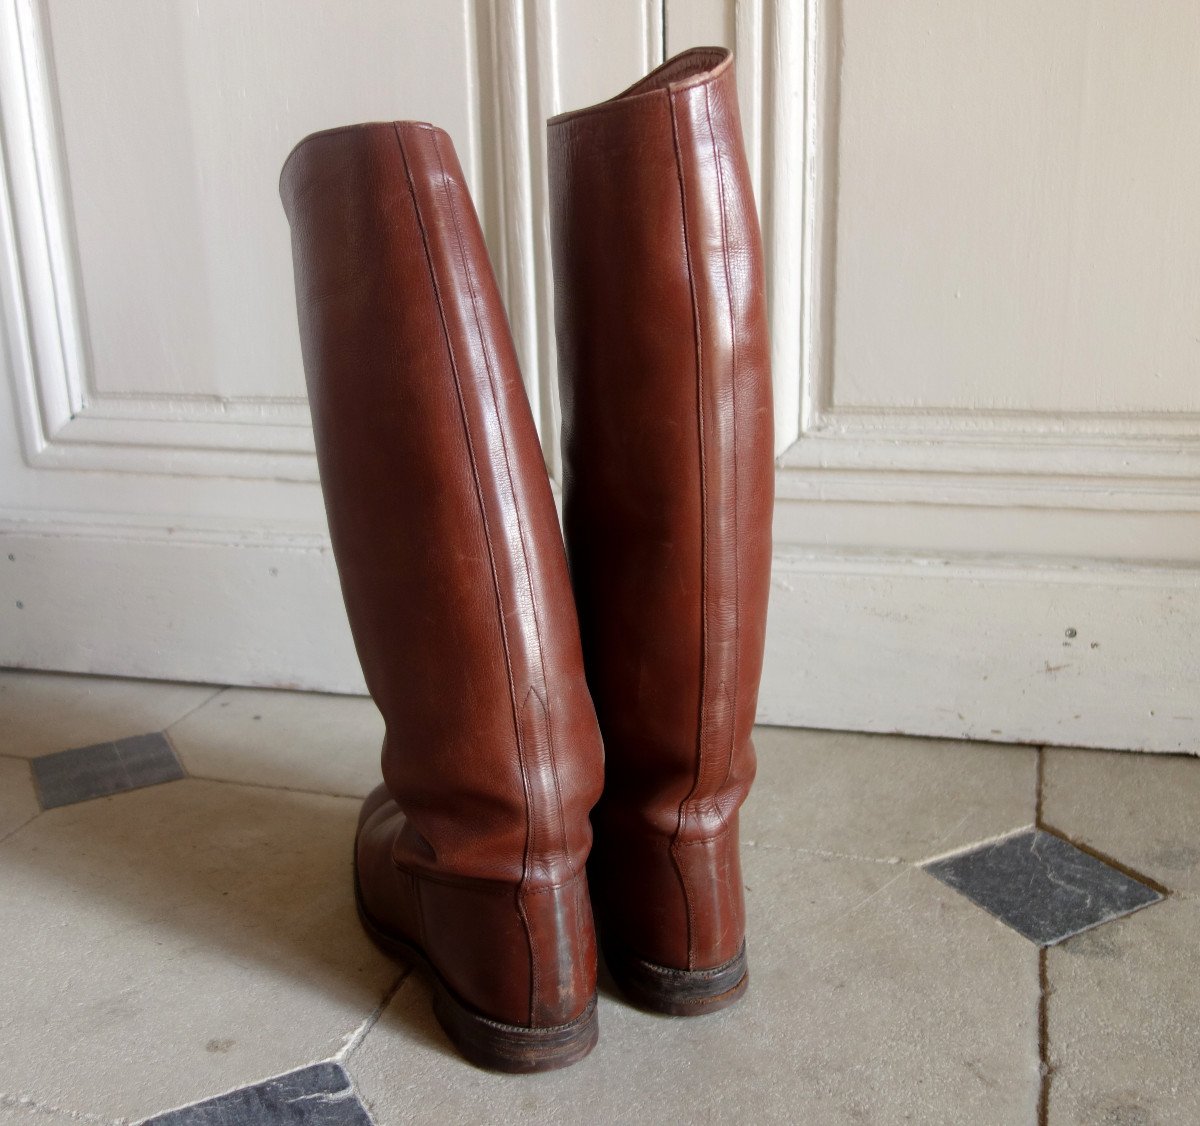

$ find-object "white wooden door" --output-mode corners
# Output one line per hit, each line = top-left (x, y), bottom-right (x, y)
(2, 1), (1197, 754)
(0, 0), (661, 693)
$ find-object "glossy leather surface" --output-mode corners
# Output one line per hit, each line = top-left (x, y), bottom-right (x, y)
(281, 122), (603, 1028)
(548, 49), (774, 972)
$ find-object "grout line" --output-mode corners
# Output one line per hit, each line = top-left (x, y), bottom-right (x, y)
(335, 971), (412, 1063)
(1035, 745), (1046, 828)
(1036, 821), (1172, 899)
(1034, 746), (1052, 1126)
(917, 823), (1036, 867)
(183, 772), (369, 803)
(1036, 945), (1052, 1126)
(1036, 745), (1170, 894)
(0, 757), (40, 845)
(161, 685), (230, 736)
(0, 809), (42, 847)
(747, 840), (904, 866)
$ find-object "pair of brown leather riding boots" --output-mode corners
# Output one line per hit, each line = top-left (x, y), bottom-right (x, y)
(280, 48), (772, 1073)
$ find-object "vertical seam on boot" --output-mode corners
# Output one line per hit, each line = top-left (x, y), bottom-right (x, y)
(667, 87), (705, 970)
(704, 80), (742, 812)
(427, 129), (574, 889)
(426, 129), (575, 1022)
(393, 124), (538, 1022)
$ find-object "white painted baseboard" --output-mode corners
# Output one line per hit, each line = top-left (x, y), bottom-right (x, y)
(0, 522), (365, 695)
(760, 551), (1199, 755)
(3, 525), (1195, 755)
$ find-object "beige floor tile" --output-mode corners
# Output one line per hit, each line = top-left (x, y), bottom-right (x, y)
(0, 778), (399, 1122)
(0, 759), (38, 841)
(0, 1095), (95, 1124)
(168, 687), (383, 798)
(350, 847), (1039, 1125)
(0, 671), (217, 759)
(1047, 894), (1200, 1125)
(1042, 745), (1200, 893)
(748, 727), (1037, 861)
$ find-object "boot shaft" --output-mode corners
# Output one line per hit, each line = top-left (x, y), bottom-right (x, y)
(549, 48), (774, 973)
(281, 121), (603, 890)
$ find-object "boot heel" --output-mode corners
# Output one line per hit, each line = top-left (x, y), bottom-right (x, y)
(603, 940), (748, 1016)
(430, 990), (599, 1074)
(355, 871), (599, 1072)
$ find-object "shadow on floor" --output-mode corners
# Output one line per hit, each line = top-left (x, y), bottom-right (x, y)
(1, 776), (451, 1059)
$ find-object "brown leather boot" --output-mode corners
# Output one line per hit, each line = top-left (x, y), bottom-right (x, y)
(547, 49), (774, 1015)
(280, 122), (604, 1071)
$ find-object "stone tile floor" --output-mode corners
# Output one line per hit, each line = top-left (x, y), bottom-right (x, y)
(0, 668), (1196, 1124)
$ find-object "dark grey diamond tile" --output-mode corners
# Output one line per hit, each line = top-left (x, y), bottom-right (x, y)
(924, 827), (1163, 946)
(31, 731), (184, 809)
(140, 1062), (372, 1125)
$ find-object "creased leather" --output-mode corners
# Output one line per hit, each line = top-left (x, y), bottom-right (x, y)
(548, 49), (773, 972)
(281, 121), (603, 1027)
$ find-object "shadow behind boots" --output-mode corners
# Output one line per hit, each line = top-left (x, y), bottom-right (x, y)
(281, 121), (604, 1071)
(548, 49), (774, 1014)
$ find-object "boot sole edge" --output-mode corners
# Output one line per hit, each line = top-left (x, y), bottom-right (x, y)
(354, 880), (599, 1073)
(603, 940), (749, 1016)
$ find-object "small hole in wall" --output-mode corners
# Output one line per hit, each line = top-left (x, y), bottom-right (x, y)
(15, 601), (24, 609)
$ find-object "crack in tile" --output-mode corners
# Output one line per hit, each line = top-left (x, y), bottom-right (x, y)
(821, 865), (917, 929)
(290, 1088), (356, 1105)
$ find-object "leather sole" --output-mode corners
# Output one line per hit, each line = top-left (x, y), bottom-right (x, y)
(603, 940), (749, 1016)
(354, 877), (599, 1073)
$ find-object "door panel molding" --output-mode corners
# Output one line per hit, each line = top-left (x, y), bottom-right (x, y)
(774, 0), (1200, 512)
(0, 0), (325, 479)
